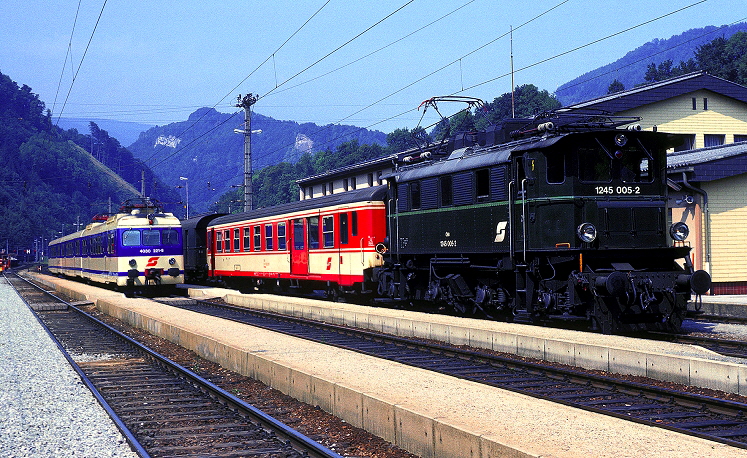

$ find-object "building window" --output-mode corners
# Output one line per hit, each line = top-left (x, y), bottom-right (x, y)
(322, 215), (334, 248)
(322, 183), (327, 196)
(343, 178), (349, 191)
(735, 134), (747, 143)
(367, 173), (374, 187)
(703, 97), (708, 110)
(692, 97), (697, 110)
(377, 171), (382, 185)
(350, 176), (357, 190)
(328, 182), (334, 195)
(674, 134), (696, 152)
(704, 134), (725, 147)
(307, 187), (313, 199)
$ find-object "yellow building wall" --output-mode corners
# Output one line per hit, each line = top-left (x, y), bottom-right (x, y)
(701, 174), (747, 283)
(619, 90), (747, 149)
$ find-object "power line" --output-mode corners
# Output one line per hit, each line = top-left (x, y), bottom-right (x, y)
(52, 0), (83, 117)
(55, 0), (109, 125)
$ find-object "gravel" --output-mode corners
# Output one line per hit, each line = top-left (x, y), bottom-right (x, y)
(0, 279), (137, 458)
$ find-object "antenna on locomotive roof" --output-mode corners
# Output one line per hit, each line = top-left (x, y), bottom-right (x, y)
(510, 25), (515, 119)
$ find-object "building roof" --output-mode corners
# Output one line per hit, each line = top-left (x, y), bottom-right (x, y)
(566, 72), (747, 113)
(668, 140), (747, 181)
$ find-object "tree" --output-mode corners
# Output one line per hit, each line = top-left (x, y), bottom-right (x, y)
(474, 84), (561, 130)
(607, 79), (625, 94)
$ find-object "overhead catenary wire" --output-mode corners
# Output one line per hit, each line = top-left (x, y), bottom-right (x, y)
(52, 0), (83, 118)
(54, 0), (109, 126)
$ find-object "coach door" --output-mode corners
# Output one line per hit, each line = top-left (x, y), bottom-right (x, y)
(207, 228), (216, 277)
(291, 218), (308, 275)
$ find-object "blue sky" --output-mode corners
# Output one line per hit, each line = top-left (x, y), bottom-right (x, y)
(1, 0), (743, 135)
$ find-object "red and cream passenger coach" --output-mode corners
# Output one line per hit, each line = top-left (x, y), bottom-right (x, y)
(207, 185), (387, 297)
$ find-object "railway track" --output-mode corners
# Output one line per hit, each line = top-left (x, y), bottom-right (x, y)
(162, 297), (747, 449)
(4, 272), (341, 458)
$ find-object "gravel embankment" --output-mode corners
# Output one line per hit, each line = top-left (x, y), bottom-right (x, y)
(0, 279), (137, 458)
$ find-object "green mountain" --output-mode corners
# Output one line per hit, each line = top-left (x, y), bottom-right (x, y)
(126, 107), (387, 214)
(0, 70), (179, 254)
(556, 23), (747, 105)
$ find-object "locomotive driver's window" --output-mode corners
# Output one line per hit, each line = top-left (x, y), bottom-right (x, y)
(546, 152), (564, 184)
(578, 146), (611, 182)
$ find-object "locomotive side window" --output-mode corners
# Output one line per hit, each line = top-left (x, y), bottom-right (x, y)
(123, 230), (141, 247)
(476, 169), (490, 199)
(322, 216), (334, 248)
(578, 147), (612, 182)
(340, 214), (349, 245)
(265, 224), (274, 251)
(410, 181), (421, 210)
(243, 227), (251, 252)
(440, 176), (453, 207)
(546, 152), (565, 184)
(253, 226), (261, 251)
(308, 217), (319, 249)
(278, 222), (287, 250)
(233, 228), (240, 251)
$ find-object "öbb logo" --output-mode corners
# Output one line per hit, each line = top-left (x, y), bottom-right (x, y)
(146, 257), (159, 267)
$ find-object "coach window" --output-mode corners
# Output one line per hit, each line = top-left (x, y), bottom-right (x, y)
(277, 222), (287, 250)
(546, 152), (565, 184)
(322, 216), (334, 248)
(122, 230), (141, 247)
(233, 228), (240, 251)
(340, 213), (349, 245)
(440, 176), (453, 206)
(410, 181), (421, 209)
(476, 169), (490, 200)
(265, 224), (274, 251)
(215, 231), (223, 252)
(293, 219), (305, 250)
(252, 226), (261, 251)
(308, 216), (320, 249)
(223, 230), (230, 252)
(243, 227), (251, 251)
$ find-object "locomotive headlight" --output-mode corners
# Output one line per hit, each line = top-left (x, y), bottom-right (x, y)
(169, 257), (176, 265)
(129, 259), (137, 267)
(614, 133), (628, 146)
(669, 222), (690, 241)
(576, 223), (597, 243)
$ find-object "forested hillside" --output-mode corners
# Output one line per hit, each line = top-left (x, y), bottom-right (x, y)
(556, 23), (747, 105)
(0, 71), (179, 254)
(126, 107), (388, 213)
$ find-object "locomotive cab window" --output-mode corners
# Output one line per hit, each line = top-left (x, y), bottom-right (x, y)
(578, 146), (612, 183)
(143, 229), (161, 246)
(163, 229), (179, 245)
(546, 152), (565, 184)
(476, 169), (490, 200)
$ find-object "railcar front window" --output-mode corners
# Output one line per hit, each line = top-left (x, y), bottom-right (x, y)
(163, 229), (179, 245)
(578, 147), (611, 182)
(122, 230), (141, 246)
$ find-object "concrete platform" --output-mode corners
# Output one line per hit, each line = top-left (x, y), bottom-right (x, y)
(28, 274), (747, 458)
(690, 295), (747, 320)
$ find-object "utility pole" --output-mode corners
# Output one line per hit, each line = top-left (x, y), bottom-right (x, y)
(510, 25), (515, 119)
(236, 93), (258, 212)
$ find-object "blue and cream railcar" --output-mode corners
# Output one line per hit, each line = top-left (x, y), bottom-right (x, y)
(48, 200), (184, 291)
